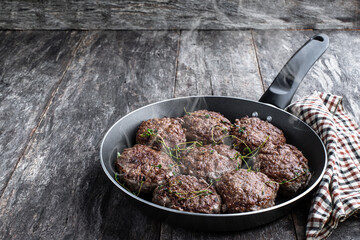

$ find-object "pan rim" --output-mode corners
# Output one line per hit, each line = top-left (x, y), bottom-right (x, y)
(100, 95), (328, 218)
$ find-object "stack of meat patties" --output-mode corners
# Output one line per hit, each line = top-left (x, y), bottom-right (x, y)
(115, 109), (311, 214)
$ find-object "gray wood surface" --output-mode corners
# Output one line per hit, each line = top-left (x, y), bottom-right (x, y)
(0, 30), (179, 239)
(175, 31), (263, 99)
(0, 29), (359, 240)
(253, 30), (360, 124)
(0, 31), (84, 194)
(0, 1), (359, 30)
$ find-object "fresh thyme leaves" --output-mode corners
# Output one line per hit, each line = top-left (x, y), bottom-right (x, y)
(244, 146), (252, 154)
(159, 137), (202, 161)
(210, 126), (230, 143)
(209, 178), (221, 185)
(204, 114), (210, 119)
(140, 128), (157, 138)
(137, 179), (145, 196)
(152, 164), (162, 169)
(238, 127), (246, 134)
(231, 135), (270, 171)
(232, 134), (269, 157)
(114, 172), (121, 183)
(242, 157), (252, 172)
(169, 181), (214, 200)
(184, 107), (192, 116)
(114, 173), (136, 195)
(168, 163), (182, 169)
(265, 169), (309, 185)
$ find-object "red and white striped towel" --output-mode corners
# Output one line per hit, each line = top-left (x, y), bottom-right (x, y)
(288, 92), (360, 239)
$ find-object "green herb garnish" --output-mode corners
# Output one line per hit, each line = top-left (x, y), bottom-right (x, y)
(153, 164), (162, 169)
(184, 107), (192, 116)
(140, 128), (157, 138)
(238, 127), (246, 133)
(265, 169), (309, 185)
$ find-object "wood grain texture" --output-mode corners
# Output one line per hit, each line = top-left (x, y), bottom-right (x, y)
(175, 30), (263, 99)
(0, 31), (84, 194)
(160, 214), (297, 240)
(0, 31), (179, 239)
(327, 215), (360, 240)
(291, 199), (312, 240)
(253, 30), (360, 124)
(0, 1), (359, 30)
(0, 29), (359, 240)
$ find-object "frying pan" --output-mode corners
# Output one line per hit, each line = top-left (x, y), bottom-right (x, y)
(100, 34), (329, 231)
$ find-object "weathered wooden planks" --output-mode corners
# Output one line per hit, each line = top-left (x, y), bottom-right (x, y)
(0, 31), (179, 239)
(0, 1), (359, 30)
(327, 215), (360, 240)
(253, 30), (360, 124)
(0, 31), (84, 194)
(160, 214), (297, 240)
(175, 30), (263, 99)
(0, 29), (359, 240)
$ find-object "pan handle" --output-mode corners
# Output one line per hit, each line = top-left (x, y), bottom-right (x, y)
(259, 33), (329, 109)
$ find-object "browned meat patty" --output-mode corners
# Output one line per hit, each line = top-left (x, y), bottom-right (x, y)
(254, 143), (311, 196)
(152, 175), (221, 213)
(136, 117), (186, 151)
(231, 117), (286, 154)
(115, 144), (180, 194)
(180, 144), (240, 183)
(216, 169), (279, 213)
(182, 110), (232, 144)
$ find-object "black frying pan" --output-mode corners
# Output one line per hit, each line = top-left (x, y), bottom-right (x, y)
(100, 34), (329, 231)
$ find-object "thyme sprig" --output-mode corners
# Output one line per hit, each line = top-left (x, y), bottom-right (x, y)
(137, 179), (145, 196)
(141, 127), (202, 162)
(231, 135), (270, 171)
(114, 173), (136, 195)
(210, 125), (230, 144)
(114, 172), (147, 196)
(152, 164), (162, 169)
(156, 133), (202, 162)
(169, 180), (214, 200)
(140, 128), (157, 138)
(265, 168), (310, 185)
(184, 107), (192, 116)
(238, 126), (246, 134)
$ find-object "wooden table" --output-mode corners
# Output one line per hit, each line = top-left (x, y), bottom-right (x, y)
(0, 30), (359, 239)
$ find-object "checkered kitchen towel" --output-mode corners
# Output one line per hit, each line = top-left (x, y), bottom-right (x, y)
(288, 92), (360, 239)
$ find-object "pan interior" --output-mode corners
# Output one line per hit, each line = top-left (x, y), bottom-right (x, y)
(100, 96), (327, 217)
